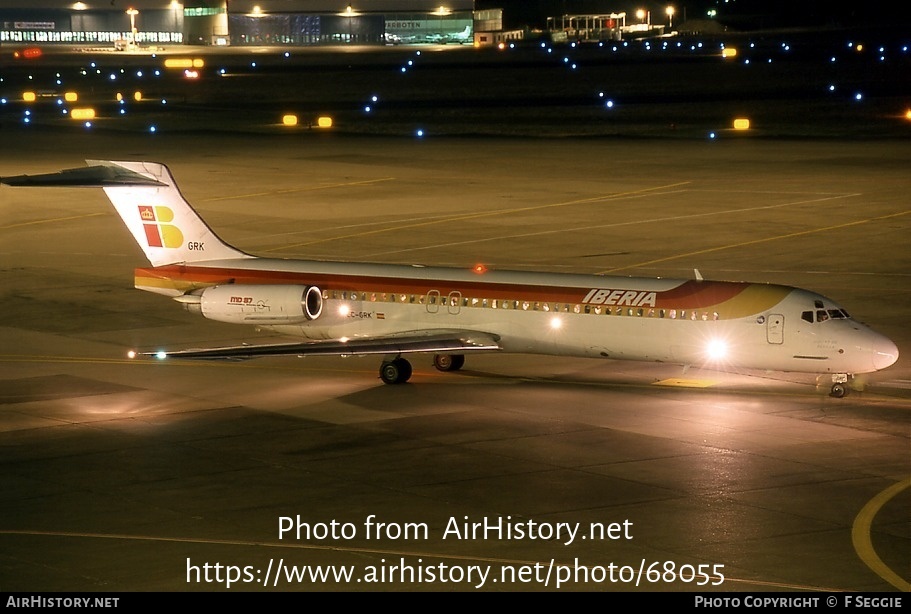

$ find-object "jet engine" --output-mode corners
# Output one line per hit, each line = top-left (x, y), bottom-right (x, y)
(175, 284), (323, 325)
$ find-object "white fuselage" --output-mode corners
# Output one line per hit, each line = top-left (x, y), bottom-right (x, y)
(135, 257), (899, 376)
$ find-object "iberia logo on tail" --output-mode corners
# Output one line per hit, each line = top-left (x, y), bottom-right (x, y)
(138, 205), (184, 248)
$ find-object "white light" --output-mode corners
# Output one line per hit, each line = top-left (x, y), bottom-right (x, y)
(156, 351), (167, 360)
(127, 350), (136, 359)
(706, 339), (728, 360)
(338, 304), (350, 316)
(549, 317), (562, 330)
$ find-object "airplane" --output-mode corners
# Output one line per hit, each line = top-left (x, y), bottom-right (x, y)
(446, 25), (473, 44)
(1, 160), (899, 396)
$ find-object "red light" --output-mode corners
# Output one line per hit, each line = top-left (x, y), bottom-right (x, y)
(23, 47), (42, 59)
(473, 264), (488, 274)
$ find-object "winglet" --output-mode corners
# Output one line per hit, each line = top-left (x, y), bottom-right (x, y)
(694, 268), (704, 282)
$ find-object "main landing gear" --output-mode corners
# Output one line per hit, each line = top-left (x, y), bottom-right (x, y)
(378, 354), (466, 385)
(379, 357), (412, 385)
(432, 353), (465, 372)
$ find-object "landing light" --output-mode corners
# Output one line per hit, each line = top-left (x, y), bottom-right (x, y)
(339, 305), (350, 316)
(156, 351), (167, 360)
(127, 350), (136, 359)
(549, 317), (562, 330)
(705, 339), (728, 361)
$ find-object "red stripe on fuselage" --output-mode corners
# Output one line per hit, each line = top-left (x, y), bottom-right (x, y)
(135, 265), (755, 309)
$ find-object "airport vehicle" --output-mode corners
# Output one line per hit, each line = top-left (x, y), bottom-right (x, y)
(1, 160), (899, 395)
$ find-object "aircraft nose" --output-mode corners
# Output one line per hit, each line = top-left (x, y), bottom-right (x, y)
(872, 336), (899, 371)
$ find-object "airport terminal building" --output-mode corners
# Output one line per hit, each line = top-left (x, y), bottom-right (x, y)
(0, 1), (503, 47)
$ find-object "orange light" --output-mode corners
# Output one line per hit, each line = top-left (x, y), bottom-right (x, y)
(282, 114), (298, 126)
(317, 116), (333, 128)
(192, 58), (205, 68)
(71, 108), (96, 120)
(473, 264), (488, 274)
(733, 118), (750, 130)
(64, 91), (78, 102)
(116, 92), (123, 101)
(164, 58), (194, 69)
(721, 47), (737, 58)
(22, 91), (36, 102)
(905, 109), (911, 121)
(134, 91), (142, 101)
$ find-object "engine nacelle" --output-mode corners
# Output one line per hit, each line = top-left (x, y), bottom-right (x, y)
(176, 284), (322, 325)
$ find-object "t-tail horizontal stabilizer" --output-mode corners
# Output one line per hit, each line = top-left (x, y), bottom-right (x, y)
(1, 162), (167, 187)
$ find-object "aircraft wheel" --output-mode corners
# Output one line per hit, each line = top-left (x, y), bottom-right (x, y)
(380, 358), (412, 385)
(830, 383), (847, 398)
(433, 354), (465, 372)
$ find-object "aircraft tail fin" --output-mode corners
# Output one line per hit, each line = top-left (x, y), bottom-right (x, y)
(89, 160), (252, 267)
(3, 160), (252, 267)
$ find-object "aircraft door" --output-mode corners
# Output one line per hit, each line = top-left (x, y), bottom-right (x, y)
(448, 291), (461, 315)
(426, 290), (440, 314)
(767, 314), (784, 344)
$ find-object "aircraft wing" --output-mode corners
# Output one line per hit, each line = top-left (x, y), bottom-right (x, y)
(136, 330), (502, 361)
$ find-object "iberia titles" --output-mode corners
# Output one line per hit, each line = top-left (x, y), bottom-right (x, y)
(582, 289), (657, 307)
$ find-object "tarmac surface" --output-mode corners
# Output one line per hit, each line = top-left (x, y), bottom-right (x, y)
(0, 39), (909, 593)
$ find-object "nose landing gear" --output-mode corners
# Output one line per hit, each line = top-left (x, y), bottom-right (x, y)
(829, 373), (851, 398)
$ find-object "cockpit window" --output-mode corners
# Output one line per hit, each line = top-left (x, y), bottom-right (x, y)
(816, 310), (829, 322)
(814, 300), (824, 309)
(802, 311), (814, 323)
(828, 309), (846, 319)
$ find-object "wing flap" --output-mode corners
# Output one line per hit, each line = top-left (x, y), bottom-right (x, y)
(136, 330), (501, 361)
